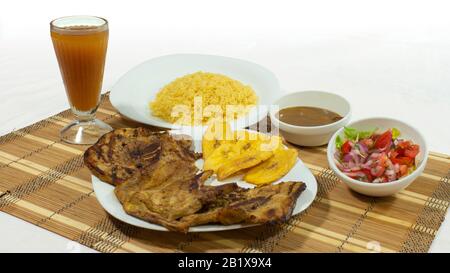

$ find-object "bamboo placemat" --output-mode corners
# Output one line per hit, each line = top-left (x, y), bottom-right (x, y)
(0, 93), (449, 253)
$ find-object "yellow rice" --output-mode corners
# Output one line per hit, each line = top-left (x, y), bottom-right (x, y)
(149, 71), (258, 125)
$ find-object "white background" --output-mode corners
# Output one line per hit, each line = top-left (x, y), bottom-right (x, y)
(0, 0), (449, 252)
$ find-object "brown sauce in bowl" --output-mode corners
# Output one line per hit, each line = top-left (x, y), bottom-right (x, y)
(277, 106), (343, 126)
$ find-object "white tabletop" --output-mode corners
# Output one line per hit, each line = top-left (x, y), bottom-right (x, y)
(0, 0), (449, 253)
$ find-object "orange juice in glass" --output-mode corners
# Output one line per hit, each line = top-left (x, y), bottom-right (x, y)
(50, 15), (112, 144)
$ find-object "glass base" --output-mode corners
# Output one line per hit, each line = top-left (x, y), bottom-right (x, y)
(60, 119), (113, 145)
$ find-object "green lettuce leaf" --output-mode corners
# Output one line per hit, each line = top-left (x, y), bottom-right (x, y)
(335, 135), (343, 149)
(343, 126), (377, 142)
(343, 127), (358, 140)
(359, 128), (377, 139)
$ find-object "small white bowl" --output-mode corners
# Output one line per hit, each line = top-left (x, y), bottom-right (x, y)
(269, 91), (351, 146)
(327, 117), (429, 197)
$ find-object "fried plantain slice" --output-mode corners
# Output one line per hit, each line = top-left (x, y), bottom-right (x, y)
(244, 148), (298, 185)
(216, 149), (274, 180)
(204, 132), (260, 172)
(202, 121), (234, 159)
(204, 128), (286, 180)
(203, 142), (241, 172)
(234, 131), (283, 151)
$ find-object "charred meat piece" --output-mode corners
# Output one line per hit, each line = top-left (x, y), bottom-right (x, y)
(217, 181), (305, 225)
(83, 128), (197, 186)
(116, 171), (215, 232)
(120, 179), (305, 233)
(179, 182), (306, 228)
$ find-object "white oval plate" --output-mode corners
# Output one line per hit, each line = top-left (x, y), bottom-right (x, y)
(92, 131), (317, 232)
(109, 54), (281, 136)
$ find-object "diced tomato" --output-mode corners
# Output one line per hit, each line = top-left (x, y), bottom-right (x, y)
(374, 130), (392, 150)
(371, 165), (386, 177)
(395, 147), (405, 157)
(391, 156), (413, 166)
(379, 153), (388, 166)
(389, 149), (398, 159)
(361, 169), (373, 182)
(341, 140), (352, 154)
(398, 140), (412, 149)
(404, 144), (420, 158)
(399, 165), (408, 177)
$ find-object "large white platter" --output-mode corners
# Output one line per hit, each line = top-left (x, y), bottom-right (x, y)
(109, 54), (281, 136)
(92, 130), (317, 232)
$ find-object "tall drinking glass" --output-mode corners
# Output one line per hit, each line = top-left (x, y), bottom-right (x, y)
(50, 15), (112, 144)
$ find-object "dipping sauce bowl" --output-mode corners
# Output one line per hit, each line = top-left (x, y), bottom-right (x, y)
(269, 91), (351, 146)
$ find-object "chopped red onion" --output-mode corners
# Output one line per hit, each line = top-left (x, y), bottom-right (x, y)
(358, 142), (368, 154)
(343, 153), (353, 162)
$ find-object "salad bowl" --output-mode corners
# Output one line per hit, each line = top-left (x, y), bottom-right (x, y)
(327, 117), (428, 197)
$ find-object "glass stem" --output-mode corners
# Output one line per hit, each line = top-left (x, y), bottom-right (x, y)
(72, 107), (98, 122)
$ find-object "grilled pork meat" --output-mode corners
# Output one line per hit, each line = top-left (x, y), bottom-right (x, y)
(179, 182), (305, 229)
(84, 128), (197, 186)
(116, 171), (216, 232)
(117, 178), (305, 232)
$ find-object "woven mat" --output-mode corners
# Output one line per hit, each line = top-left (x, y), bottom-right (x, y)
(0, 94), (449, 253)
